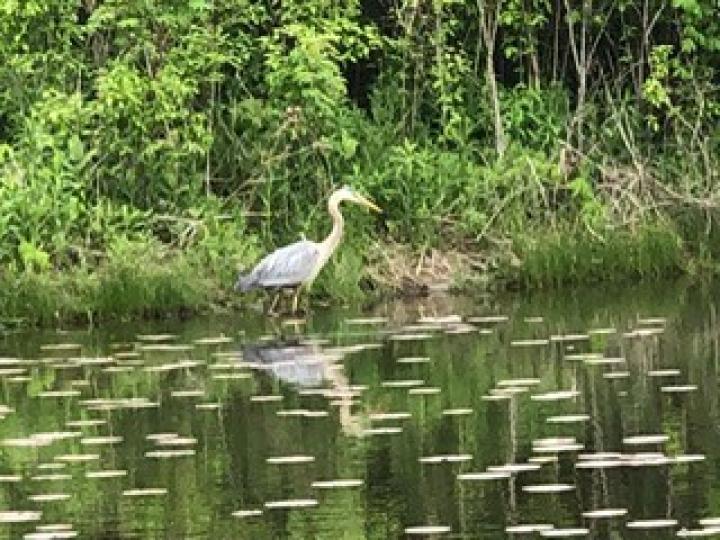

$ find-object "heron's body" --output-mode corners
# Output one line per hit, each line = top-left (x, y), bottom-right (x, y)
(235, 187), (380, 314)
(235, 240), (323, 291)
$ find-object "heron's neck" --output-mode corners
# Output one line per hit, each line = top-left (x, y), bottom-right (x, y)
(322, 198), (344, 255)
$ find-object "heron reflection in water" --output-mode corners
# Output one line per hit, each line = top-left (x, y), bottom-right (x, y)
(235, 187), (381, 315)
(242, 338), (363, 436)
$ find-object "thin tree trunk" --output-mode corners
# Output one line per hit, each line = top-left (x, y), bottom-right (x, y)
(206, 81), (214, 197)
(564, 0), (588, 151)
(487, 45), (505, 156)
(552, 0), (561, 82)
(638, 0), (649, 103)
(639, 2), (666, 102)
(530, 50), (540, 88)
(435, 3), (446, 129)
(478, 0), (506, 157)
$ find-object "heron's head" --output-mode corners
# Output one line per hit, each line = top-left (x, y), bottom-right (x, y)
(333, 185), (382, 213)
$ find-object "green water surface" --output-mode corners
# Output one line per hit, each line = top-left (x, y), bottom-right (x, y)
(1, 281), (720, 539)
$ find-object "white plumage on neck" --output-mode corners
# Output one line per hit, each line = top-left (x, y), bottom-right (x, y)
(320, 190), (346, 257)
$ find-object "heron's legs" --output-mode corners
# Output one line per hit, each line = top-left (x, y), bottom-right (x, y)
(291, 287), (302, 314)
(267, 291), (281, 315)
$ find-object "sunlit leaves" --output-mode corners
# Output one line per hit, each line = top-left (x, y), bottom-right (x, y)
(672, 0), (701, 15)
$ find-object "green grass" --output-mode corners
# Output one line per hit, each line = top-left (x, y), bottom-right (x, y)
(0, 217), (711, 329)
(508, 223), (685, 288)
(0, 240), (232, 327)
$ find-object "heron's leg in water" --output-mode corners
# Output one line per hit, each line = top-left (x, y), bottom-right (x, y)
(268, 291), (281, 315)
(291, 287), (302, 314)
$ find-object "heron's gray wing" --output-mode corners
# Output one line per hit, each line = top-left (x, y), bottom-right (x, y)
(251, 240), (322, 288)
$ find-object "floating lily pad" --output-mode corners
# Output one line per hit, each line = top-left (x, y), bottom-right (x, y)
(86, 470), (128, 479)
(539, 528), (589, 537)
(0, 511), (42, 523)
(531, 390), (580, 402)
(232, 509), (263, 518)
(626, 519), (678, 529)
(381, 380), (424, 388)
(582, 508), (628, 519)
(510, 339), (549, 347)
(264, 499), (317, 509)
(266, 455), (315, 464)
(419, 454), (472, 464)
(505, 524), (554, 533)
(123, 488), (167, 496)
(442, 408), (473, 416)
(623, 434), (669, 445)
(404, 525), (451, 535)
(677, 527), (720, 537)
(28, 493), (70, 502)
(362, 427), (403, 436)
(458, 471), (510, 481)
(408, 386), (441, 395)
(145, 449), (196, 458)
(311, 479), (364, 488)
(522, 484), (575, 493)
(546, 414), (590, 424)
(661, 385), (697, 393)
(396, 357), (431, 364)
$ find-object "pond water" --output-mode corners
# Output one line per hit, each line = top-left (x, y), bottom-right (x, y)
(2, 280), (720, 538)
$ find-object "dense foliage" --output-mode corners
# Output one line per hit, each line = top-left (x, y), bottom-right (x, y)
(0, 0), (719, 320)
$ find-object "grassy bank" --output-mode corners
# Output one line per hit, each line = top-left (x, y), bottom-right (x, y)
(0, 236), (248, 327)
(0, 219), (707, 328)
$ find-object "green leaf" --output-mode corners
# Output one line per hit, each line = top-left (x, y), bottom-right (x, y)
(189, 0), (208, 10)
(339, 132), (358, 159)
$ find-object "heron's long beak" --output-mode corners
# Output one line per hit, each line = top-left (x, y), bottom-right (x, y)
(356, 195), (382, 213)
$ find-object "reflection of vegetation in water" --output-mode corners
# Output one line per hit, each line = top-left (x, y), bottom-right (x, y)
(1, 283), (720, 536)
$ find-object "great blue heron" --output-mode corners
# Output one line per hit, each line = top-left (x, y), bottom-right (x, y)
(235, 186), (381, 314)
